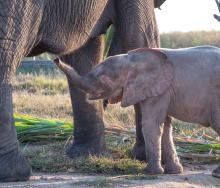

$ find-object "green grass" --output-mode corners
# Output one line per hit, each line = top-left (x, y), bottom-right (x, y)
(17, 114), (219, 175)
(16, 113), (219, 175)
(23, 139), (145, 175)
(22, 130), (220, 175)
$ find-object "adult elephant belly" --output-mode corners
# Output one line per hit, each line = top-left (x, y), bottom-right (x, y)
(28, 33), (91, 57)
(28, 0), (110, 57)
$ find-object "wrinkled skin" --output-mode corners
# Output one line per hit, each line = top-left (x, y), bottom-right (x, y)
(0, 0), (166, 182)
(55, 46), (220, 177)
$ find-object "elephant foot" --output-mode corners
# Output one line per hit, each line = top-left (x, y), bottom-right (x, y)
(130, 143), (147, 161)
(67, 139), (106, 158)
(164, 162), (183, 174)
(0, 148), (31, 182)
(145, 164), (164, 175)
(212, 165), (220, 178)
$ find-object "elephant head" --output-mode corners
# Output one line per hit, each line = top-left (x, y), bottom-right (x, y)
(54, 48), (173, 107)
(54, 55), (127, 104)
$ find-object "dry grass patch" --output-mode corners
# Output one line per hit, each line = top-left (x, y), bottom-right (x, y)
(13, 92), (72, 121)
(13, 74), (68, 95)
(104, 104), (135, 129)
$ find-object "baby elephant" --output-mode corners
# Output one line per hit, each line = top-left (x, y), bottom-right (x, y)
(54, 46), (220, 177)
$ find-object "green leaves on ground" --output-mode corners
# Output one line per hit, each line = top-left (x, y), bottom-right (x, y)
(15, 114), (73, 143)
(15, 114), (220, 164)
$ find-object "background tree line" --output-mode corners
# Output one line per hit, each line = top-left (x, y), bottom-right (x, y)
(160, 30), (220, 48)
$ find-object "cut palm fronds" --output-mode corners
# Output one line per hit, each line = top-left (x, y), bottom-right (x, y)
(14, 114), (220, 162)
(14, 114), (73, 143)
(179, 153), (220, 161)
(176, 139), (220, 162)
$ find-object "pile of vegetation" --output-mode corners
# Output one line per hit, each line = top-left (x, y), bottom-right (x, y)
(15, 114), (72, 143)
(15, 114), (220, 174)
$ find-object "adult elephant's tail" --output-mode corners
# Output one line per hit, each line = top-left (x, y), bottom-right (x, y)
(154, 0), (167, 8)
(214, 0), (220, 22)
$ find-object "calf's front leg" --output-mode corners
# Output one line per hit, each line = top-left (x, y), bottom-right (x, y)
(140, 100), (165, 175)
(162, 116), (183, 174)
(142, 119), (164, 174)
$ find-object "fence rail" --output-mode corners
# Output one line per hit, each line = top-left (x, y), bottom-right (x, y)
(20, 60), (55, 68)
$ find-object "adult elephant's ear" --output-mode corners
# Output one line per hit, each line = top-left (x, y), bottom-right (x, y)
(154, 0), (167, 8)
(121, 48), (173, 107)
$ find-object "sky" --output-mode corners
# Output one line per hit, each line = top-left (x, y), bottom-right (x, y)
(155, 0), (220, 33)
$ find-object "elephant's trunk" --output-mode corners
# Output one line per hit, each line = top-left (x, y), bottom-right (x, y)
(54, 58), (92, 93)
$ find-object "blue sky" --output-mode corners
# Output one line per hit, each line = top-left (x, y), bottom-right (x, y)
(155, 0), (220, 33)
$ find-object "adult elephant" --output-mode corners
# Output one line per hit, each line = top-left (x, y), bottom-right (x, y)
(0, 0), (166, 182)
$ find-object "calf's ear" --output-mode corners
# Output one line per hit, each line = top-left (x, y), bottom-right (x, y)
(121, 49), (173, 107)
(99, 75), (115, 89)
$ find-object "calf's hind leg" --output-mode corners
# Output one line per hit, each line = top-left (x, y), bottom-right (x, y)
(130, 104), (146, 161)
(211, 125), (220, 178)
(161, 116), (183, 174)
(210, 104), (220, 178)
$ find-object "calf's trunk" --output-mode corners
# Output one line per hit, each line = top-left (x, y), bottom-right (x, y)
(54, 58), (92, 93)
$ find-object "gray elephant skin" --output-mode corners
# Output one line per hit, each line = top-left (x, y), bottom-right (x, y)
(0, 0), (166, 182)
(55, 46), (220, 177)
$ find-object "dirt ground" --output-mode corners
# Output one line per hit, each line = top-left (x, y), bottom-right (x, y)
(0, 164), (219, 188)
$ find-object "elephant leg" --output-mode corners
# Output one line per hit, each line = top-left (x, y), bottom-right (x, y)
(0, 55), (31, 182)
(130, 104), (146, 161)
(140, 101), (165, 175)
(142, 118), (164, 175)
(108, 0), (159, 55)
(211, 124), (220, 178)
(62, 36), (106, 158)
(0, 1), (43, 181)
(213, 165), (220, 178)
(161, 116), (183, 174)
(210, 103), (220, 178)
(108, 0), (159, 160)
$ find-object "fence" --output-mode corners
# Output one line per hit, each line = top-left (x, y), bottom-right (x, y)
(20, 60), (55, 68)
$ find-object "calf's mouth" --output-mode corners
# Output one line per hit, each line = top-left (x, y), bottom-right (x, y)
(88, 89), (123, 105)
